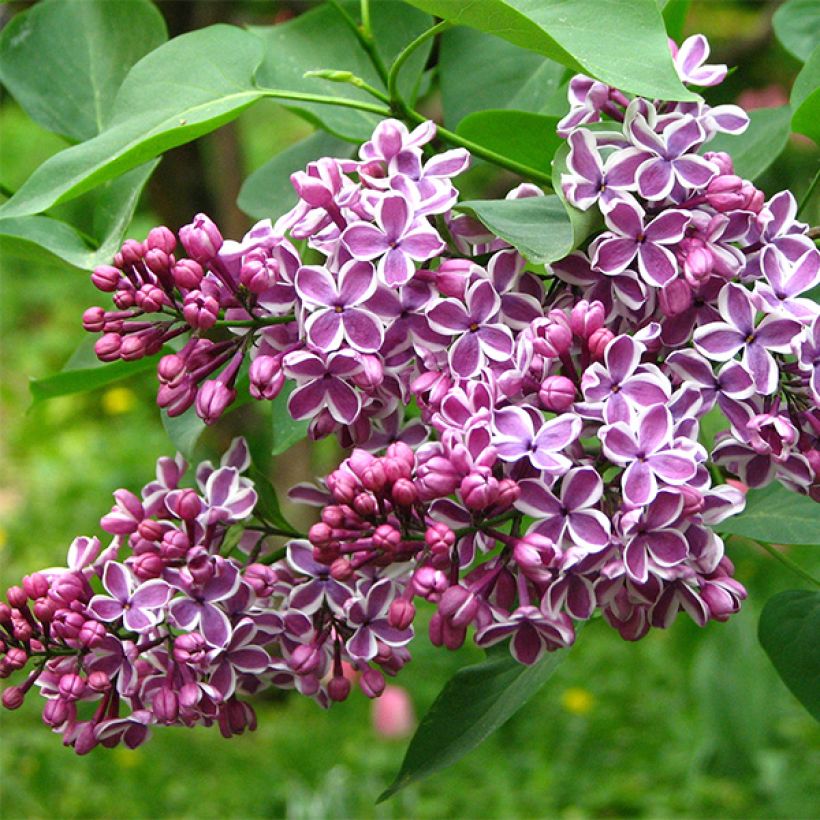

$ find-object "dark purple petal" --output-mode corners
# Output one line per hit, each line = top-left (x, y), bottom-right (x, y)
(693, 323), (745, 361)
(449, 332), (482, 377)
(306, 310), (344, 352)
(637, 241), (677, 286)
(342, 309), (384, 353)
(337, 260), (377, 305)
(647, 530), (688, 565)
(200, 604), (232, 647)
(592, 236), (637, 274)
(622, 461), (656, 506)
(343, 223), (389, 259)
(347, 626), (377, 660)
(288, 380), (328, 420)
(130, 580), (171, 609)
(89, 596), (124, 621)
(325, 378), (361, 425)
(561, 466), (603, 510)
(673, 155), (716, 189)
(567, 129), (603, 182)
(400, 228), (445, 260)
(637, 158), (674, 200)
(103, 562), (131, 603)
(380, 247), (415, 287)
(295, 265), (337, 305)
(567, 510), (610, 548)
(648, 452), (697, 484)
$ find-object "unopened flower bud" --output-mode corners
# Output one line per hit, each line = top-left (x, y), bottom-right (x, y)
(389, 598), (416, 630)
(570, 299), (605, 339)
(391, 478), (417, 507)
(183, 290), (219, 330)
(42, 697), (72, 727)
(702, 151), (733, 176)
(435, 258), (474, 299)
(79, 620), (107, 649)
(135, 284), (167, 313)
(82, 307), (107, 332)
(175, 489), (202, 522)
(58, 673), (86, 701)
(425, 522), (455, 552)
(460, 472), (499, 511)
(95, 332), (122, 362)
(328, 675), (352, 702)
(196, 380), (237, 425)
(330, 558), (353, 581)
(249, 355), (285, 400)
(5, 647), (27, 670)
(360, 668), (385, 698)
(288, 643), (321, 675)
(587, 327), (614, 362)
(153, 687), (180, 724)
(373, 524), (401, 552)
(120, 239), (145, 268)
(539, 375), (576, 412)
(172, 258), (204, 290)
(91, 265), (122, 292)
(350, 355), (384, 390)
(179, 213), (223, 263)
(2, 686), (25, 710)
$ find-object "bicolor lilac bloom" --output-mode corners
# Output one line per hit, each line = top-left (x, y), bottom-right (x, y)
(167, 560), (241, 647)
(591, 199), (689, 287)
(344, 579), (413, 661)
(295, 260), (383, 353)
(359, 118), (436, 165)
(283, 349), (362, 425)
(693, 282), (801, 394)
(671, 35), (727, 86)
(89, 562), (171, 633)
(342, 193), (445, 287)
(200, 466), (257, 526)
(388, 148), (471, 216)
(207, 618), (270, 699)
(556, 74), (614, 136)
(795, 314), (820, 403)
(626, 111), (717, 200)
(427, 279), (514, 378)
(712, 436), (813, 490)
(286, 541), (352, 614)
(580, 335), (671, 423)
(516, 467), (611, 554)
(600, 404), (699, 507)
(665, 350), (755, 414)
(475, 606), (574, 665)
(492, 407), (582, 475)
(749, 191), (815, 267)
(561, 129), (644, 211)
(100, 489), (144, 536)
(620, 490), (688, 584)
(755, 246), (820, 322)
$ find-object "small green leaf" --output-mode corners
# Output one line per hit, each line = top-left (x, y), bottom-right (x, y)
(30, 337), (164, 403)
(456, 196), (572, 263)
(403, 0), (696, 102)
(439, 27), (567, 127)
(773, 0), (820, 63)
(379, 645), (570, 800)
(704, 107), (793, 181)
(271, 383), (309, 456)
(717, 483), (820, 546)
(0, 25), (266, 219)
(0, 0), (167, 142)
(456, 110), (563, 174)
(791, 46), (820, 145)
(759, 590), (820, 721)
(238, 131), (354, 221)
(247, 466), (300, 536)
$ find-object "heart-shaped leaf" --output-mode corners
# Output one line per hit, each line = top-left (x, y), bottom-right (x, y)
(379, 644), (570, 801)
(403, 0), (696, 102)
(758, 589), (820, 721)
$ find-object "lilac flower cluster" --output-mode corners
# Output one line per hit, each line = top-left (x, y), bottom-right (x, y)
(5, 33), (818, 750)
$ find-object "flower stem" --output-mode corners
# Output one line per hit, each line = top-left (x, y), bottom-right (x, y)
(257, 88), (390, 118)
(387, 20), (451, 105)
(212, 314), (295, 328)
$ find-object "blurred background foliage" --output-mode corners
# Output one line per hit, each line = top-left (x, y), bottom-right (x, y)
(0, 0), (818, 817)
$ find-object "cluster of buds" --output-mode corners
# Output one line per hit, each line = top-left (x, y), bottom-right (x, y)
(5, 33), (817, 752)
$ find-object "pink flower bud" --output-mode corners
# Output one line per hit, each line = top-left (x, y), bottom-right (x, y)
(179, 213), (223, 263)
(0, 603), (10, 624)
(197, 379), (237, 425)
(347, 449), (375, 480)
(438, 585), (479, 627)
(386, 441), (415, 470)
(82, 307), (107, 332)
(175, 489), (202, 522)
(389, 598), (416, 630)
(494, 478), (520, 511)
(42, 697), (72, 727)
(328, 675), (352, 702)
(132, 552), (164, 581)
(249, 355), (285, 400)
(173, 258), (204, 289)
(412, 566), (448, 597)
(435, 258), (474, 299)
(570, 299), (605, 339)
(79, 620), (107, 649)
(153, 687), (180, 724)
(95, 332), (122, 362)
(146, 225), (177, 255)
(514, 533), (557, 580)
(58, 673), (86, 701)
(391, 478), (417, 507)
(587, 327), (614, 362)
(183, 290), (219, 330)
(2, 686), (25, 710)
(91, 265), (121, 292)
(309, 522), (333, 547)
(702, 151), (734, 176)
(373, 524), (401, 552)
(87, 671), (111, 693)
(288, 643), (321, 675)
(135, 284), (167, 313)
(33, 598), (56, 623)
(705, 174), (747, 211)
(425, 522), (455, 552)
(120, 239), (145, 267)
(330, 558), (353, 581)
(5, 647), (27, 670)
(539, 375), (576, 412)
(174, 632), (208, 666)
(460, 472), (499, 511)
(144, 248), (171, 279)
(360, 668), (385, 698)
(6, 587), (26, 608)
(350, 355), (384, 390)
(361, 462), (387, 492)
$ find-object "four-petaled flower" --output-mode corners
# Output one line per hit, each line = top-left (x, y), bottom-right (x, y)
(89, 562), (171, 633)
(344, 579), (413, 660)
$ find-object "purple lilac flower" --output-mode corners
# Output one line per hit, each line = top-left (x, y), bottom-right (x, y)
(693, 282), (801, 394)
(671, 34), (727, 86)
(283, 349), (362, 425)
(344, 580), (413, 661)
(286, 541), (352, 614)
(89, 563), (171, 633)
(475, 606), (574, 665)
(600, 405), (699, 507)
(427, 279), (514, 378)
(207, 618), (270, 699)
(754, 246), (820, 322)
(295, 259), (383, 353)
(516, 467), (611, 554)
(796, 314), (820, 403)
(625, 109), (717, 200)
(492, 406), (582, 475)
(591, 198), (689, 286)
(342, 192), (444, 287)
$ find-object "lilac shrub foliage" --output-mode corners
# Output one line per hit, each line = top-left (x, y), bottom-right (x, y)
(2, 34), (819, 753)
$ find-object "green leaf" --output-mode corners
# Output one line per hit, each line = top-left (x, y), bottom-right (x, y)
(251, 3), (431, 141)
(379, 645), (570, 800)
(247, 466), (300, 536)
(773, 0), (820, 63)
(0, 25), (265, 219)
(402, 0), (696, 102)
(0, 161), (157, 271)
(758, 590), (820, 721)
(30, 336), (164, 403)
(271, 383), (309, 456)
(704, 106), (793, 181)
(717, 483), (820, 546)
(439, 27), (567, 128)
(237, 131), (354, 221)
(0, 0), (167, 142)
(456, 110), (563, 174)
(791, 46), (820, 145)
